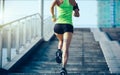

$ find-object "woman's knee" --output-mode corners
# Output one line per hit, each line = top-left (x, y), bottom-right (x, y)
(58, 40), (63, 48)
(55, 34), (63, 41)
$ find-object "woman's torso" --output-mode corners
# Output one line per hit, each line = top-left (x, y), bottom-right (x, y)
(56, 0), (73, 25)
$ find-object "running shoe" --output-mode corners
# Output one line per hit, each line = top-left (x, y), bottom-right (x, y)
(60, 68), (67, 75)
(56, 49), (62, 63)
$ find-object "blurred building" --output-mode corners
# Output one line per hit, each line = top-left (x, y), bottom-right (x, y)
(97, 0), (120, 27)
(115, 0), (120, 27)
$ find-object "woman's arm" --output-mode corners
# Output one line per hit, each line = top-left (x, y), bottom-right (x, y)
(50, 0), (57, 22)
(69, 0), (80, 17)
(73, 3), (80, 17)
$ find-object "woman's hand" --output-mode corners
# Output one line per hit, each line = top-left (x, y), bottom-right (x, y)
(52, 17), (56, 22)
(73, 9), (80, 17)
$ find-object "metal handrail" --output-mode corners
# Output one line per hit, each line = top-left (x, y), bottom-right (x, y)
(0, 13), (41, 28)
(0, 13), (54, 69)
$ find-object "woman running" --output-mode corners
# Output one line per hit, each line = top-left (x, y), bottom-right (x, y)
(50, 0), (80, 74)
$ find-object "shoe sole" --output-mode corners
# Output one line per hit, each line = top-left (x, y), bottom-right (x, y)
(60, 71), (67, 75)
(56, 56), (62, 63)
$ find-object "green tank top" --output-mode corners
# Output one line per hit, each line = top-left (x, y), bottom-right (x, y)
(56, 0), (73, 25)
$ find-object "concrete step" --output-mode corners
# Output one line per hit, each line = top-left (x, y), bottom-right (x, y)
(10, 72), (118, 75)
(11, 28), (110, 74)
(16, 67), (109, 73)
(20, 62), (108, 71)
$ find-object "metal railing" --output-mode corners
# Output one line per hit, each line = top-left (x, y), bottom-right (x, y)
(0, 13), (54, 69)
(43, 17), (54, 41)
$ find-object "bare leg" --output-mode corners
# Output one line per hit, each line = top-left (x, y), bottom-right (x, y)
(55, 33), (63, 50)
(62, 32), (73, 68)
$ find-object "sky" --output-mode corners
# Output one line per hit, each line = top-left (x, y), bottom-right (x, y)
(73, 0), (98, 27)
(0, 0), (98, 28)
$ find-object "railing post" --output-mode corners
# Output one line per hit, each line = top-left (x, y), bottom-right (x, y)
(25, 19), (29, 45)
(7, 27), (12, 61)
(37, 15), (41, 38)
(23, 21), (26, 47)
(29, 18), (32, 42)
(33, 18), (36, 39)
(29, 19), (32, 43)
(35, 18), (37, 38)
(41, 0), (44, 38)
(16, 23), (20, 54)
(31, 18), (34, 40)
(19, 22), (23, 48)
(0, 30), (3, 68)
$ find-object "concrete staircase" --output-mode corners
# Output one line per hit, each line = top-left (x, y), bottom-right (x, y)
(9, 28), (113, 75)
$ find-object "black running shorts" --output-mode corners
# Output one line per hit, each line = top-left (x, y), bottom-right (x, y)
(54, 24), (74, 34)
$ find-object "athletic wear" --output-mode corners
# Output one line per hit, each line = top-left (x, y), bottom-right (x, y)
(56, 0), (73, 25)
(60, 68), (67, 75)
(54, 24), (73, 34)
(56, 49), (62, 63)
(73, 3), (79, 11)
